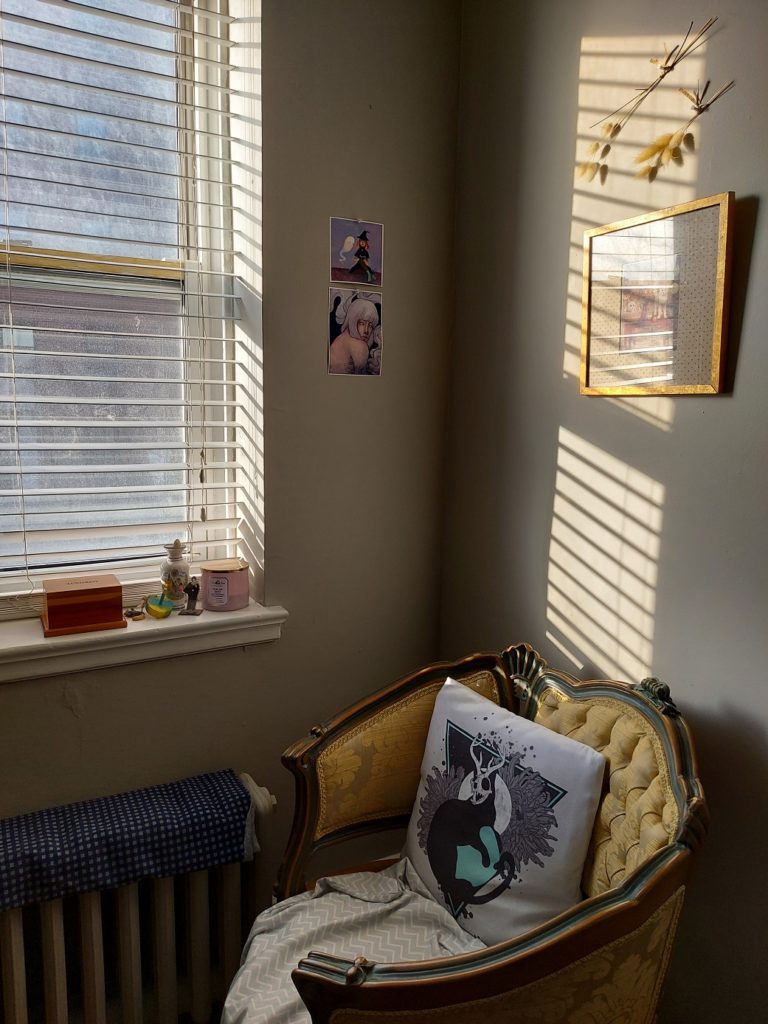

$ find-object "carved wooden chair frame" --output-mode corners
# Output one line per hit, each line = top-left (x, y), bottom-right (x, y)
(275, 642), (707, 1024)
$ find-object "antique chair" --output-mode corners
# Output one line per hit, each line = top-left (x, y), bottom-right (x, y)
(275, 642), (708, 1024)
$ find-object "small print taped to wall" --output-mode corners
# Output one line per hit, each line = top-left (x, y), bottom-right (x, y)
(328, 288), (382, 376)
(330, 217), (383, 286)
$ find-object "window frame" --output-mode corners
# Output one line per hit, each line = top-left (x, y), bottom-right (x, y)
(0, 0), (270, 622)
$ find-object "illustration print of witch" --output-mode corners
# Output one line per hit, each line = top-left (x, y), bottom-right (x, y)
(416, 724), (562, 919)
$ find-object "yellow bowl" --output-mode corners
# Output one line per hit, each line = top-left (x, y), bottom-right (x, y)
(145, 595), (174, 619)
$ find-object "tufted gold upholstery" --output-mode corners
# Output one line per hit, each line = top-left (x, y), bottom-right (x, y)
(532, 687), (679, 896)
(315, 671), (500, 840)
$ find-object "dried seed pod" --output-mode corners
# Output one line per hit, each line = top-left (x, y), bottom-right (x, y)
(610, 123), (622, 138)
(601, 122), (615, 138)
(585, 162), (599, 181)
(671, 147), (684, 165)
(588, 141), (600, 155)
(669, 128), (685, 149)
(635, 140), (664, 164)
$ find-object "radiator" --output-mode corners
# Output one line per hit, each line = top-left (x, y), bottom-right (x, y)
(0, 778), (275, 1024)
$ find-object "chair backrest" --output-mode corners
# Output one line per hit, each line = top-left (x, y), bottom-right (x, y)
(516, 665), (706, 898)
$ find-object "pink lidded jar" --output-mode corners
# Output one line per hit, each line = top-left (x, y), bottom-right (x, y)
(200, 558), (250, 611)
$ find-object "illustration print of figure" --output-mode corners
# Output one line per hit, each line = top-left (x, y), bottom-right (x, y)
(349, 230), (375, 283)
(329, 293), (381, 375)
(331, 218), (383, 286)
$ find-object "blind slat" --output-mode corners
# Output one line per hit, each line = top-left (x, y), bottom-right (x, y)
(2, 171), (238, 216)
(0, 373), (242, 388)
(0, 535), (240, 569)
(0, 351), (239, 367)
(4, 304), (237, 323)
(0, 498), (240, 518)
(2, 13), (235, 71)
(0, 482), (243, 500)
(0, 397), (242, 408)
(27, 0), (236, 46)
(2, 220), (236, 257)
(23, 0), (238, 26)
(1, 252), (236, 280)
(0, 326), (235, 343)
(0, 459), (241, 474)
(2, 67), (246, 121)
(2, 517), (238, 545)
(1, 39), (239, 97)
(4, 301), (187, 320)
(0, 419), (240, 429)
(3, 96), (236, 150)
(0, 441), (241, 451)
(3, 131), (252, 175)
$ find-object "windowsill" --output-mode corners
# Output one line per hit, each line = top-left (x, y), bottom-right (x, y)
(0, 601), (288, 685)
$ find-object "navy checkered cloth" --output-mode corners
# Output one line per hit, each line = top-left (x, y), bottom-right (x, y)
(0, 770), (254, 911)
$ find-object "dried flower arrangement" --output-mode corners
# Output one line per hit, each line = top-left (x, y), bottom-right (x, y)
(578, 17), (734, 184)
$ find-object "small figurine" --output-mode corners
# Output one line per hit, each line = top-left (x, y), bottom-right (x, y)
(124, 602), (146, 621)
(179, 576), (203, 616)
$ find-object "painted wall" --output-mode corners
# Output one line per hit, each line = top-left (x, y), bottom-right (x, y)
(0, 0), (461, 897)
(442, 2), (767, 1020)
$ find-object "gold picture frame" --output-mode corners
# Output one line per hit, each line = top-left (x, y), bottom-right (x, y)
(580, 192), (734, 395)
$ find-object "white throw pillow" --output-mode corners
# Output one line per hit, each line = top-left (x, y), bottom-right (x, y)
(404, 678), (605, 945)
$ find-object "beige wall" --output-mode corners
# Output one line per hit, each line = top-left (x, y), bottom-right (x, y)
(442, 2), (768, 1020)
(0, 0), (461, 896)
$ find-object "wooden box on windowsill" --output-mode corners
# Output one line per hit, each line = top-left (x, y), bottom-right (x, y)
(41, 574), (126, 638)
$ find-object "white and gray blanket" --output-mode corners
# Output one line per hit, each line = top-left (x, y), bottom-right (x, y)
(222, 858), (484, 1024)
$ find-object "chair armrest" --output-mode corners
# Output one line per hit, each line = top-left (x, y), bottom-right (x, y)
(291, 846), (691, 1024)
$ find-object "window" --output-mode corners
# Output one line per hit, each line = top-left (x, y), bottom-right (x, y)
(0, 0), (263, 618)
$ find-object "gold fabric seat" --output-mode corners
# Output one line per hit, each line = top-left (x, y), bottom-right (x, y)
(276, 643), (707, 1024)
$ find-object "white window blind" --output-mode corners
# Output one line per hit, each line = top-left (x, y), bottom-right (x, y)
(0, 0), (263, 615)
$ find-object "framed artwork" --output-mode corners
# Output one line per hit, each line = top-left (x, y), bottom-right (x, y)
(328, 288), (382, 376)
(329, 217), (383, 286)
(580, 192), (734, 395)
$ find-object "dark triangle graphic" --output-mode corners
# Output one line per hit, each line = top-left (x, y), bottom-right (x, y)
(444, 720), (568, 807)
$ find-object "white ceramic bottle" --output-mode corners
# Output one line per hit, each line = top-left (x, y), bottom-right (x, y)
(160, 539), (190, 609)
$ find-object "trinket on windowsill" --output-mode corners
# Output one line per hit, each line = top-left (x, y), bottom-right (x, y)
(41, 574), (126, 637)
(178, 576), (204, 616)
(160, 539), (190, 609)
(124, 603), (146, 622)
(145, 592), (174, 619)
(200, 558), (250, 611)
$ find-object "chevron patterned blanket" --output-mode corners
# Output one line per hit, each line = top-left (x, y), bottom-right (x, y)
(222, 858), (485, 1024)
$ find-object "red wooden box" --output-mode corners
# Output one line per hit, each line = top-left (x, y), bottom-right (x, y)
(41, 574), (126, 638)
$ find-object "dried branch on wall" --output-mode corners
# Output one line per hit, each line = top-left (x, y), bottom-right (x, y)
(634, 79), (735, 180)
(578, 17), (734, 184)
